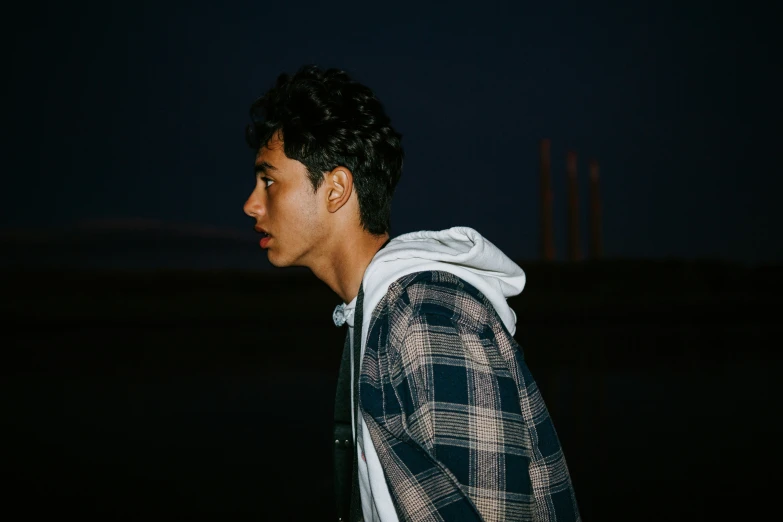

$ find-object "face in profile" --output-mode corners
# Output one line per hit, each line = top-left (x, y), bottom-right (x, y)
(243, 133), (328, 268)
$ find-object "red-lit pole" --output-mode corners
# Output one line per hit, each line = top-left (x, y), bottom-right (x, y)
(540, 139), (555, 261)
(589, 159), (603, 259)
(566, 150), (581, 262)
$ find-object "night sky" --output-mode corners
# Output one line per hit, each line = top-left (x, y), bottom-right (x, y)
(4, 0), (781, 267)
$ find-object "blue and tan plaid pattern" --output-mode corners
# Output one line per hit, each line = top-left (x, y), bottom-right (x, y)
(360, 271), (580, 521)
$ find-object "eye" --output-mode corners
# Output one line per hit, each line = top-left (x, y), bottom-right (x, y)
(261, 177), (275, 188)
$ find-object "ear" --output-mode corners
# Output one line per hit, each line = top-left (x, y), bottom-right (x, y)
(324, 166), (354, 213)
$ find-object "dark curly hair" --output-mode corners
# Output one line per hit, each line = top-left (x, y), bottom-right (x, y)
(246, 65), (403, 235)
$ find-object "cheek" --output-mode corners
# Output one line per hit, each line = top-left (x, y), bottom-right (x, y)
(272, 184), (323, 237)
(273, 191), (308, 229)
(292, 193), (324, 237)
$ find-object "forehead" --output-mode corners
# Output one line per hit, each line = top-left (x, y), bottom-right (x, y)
(255, 132), (286, 164)
(254, 133), (312, 184)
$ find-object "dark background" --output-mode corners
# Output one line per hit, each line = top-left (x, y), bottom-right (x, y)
(2, 0), (781, 520)
(4, 263), (781, 520)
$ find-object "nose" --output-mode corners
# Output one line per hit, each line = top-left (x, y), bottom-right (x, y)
(243, 188), (266, 219)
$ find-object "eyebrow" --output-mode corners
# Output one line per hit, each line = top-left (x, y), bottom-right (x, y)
(254, 161), (278, 175)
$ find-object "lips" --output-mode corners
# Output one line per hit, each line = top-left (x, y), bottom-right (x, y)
(255, 226), (272, 249)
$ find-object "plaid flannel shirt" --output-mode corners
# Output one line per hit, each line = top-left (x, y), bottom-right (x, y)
(359, 271), (580, 522)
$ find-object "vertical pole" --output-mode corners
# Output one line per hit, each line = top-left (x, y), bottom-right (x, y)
(566, 150), (581, 262)
(540, 139), (555, 261)
(589, 159), (603, 259)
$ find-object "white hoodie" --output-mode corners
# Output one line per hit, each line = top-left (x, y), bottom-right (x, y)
(341, 227), (526, 522)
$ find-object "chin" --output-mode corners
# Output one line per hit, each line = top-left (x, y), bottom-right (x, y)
(267, 250), (294, 268)
(267, 253), (286, 268)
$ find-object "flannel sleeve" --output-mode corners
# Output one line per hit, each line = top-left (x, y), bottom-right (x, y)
(368, 306), (579, 521)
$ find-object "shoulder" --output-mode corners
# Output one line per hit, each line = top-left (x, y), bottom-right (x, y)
(381, 270), (495, 334)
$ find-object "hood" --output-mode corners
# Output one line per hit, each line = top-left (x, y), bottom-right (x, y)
(361, 227), (526, 341)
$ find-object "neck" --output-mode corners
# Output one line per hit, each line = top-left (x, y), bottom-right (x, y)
(309, 230), (389, 304)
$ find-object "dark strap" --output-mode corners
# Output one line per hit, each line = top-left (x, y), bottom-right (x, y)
(349, 285), (364, 521)
(333, 331), (354, 521)
(333, 284), (364, 522)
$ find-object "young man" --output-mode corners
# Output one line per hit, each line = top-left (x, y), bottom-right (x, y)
(243, 65), (580, 522)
